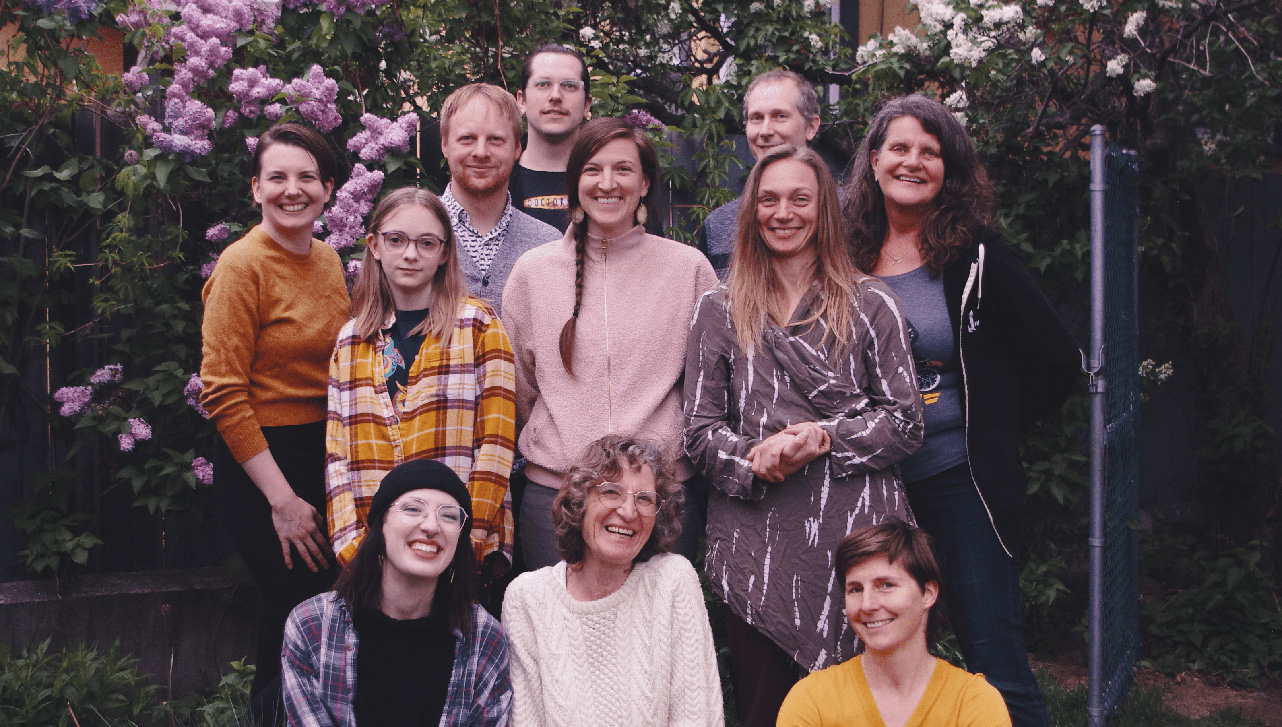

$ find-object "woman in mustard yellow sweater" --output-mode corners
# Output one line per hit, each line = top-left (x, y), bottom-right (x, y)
(777, 521), (1012, 727)
(199, 122), (351, 710)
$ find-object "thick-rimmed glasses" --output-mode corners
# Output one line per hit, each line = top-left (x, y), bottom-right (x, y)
(389, 498), (468, 532)
(590, 482), (661, 516)
(378, 231), (444, 255)
(530, 78), (585, 94)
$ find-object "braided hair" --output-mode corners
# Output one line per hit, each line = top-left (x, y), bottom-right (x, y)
(557, 118), (661, 375)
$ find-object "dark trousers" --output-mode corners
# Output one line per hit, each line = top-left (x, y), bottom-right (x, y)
(214, 421), (335, 704)
(722, 605), (804, 727)
(906, 462), (1050, 727)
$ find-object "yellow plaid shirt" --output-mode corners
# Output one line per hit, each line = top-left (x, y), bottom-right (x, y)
(325, 300), (516, 567)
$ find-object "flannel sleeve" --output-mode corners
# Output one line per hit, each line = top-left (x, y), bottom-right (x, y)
(468, 313), (517, 564)
(282, 600), (339, 727)
(325, 331), (365, 566)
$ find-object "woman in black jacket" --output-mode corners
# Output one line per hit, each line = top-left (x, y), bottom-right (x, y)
(842, 94), (1079, 727)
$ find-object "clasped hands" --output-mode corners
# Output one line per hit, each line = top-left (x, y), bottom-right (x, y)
(746, 421), (831, 483)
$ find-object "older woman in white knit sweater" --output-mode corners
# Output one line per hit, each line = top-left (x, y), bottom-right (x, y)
(500, 117), (719, 570)
(502, 435), (724, 727)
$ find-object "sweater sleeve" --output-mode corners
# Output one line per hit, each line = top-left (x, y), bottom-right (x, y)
(200, 253), (270, 462)
(499, 261), (539, 435)
(281, 601), (337, 727)
(469, 310), (517, 564)
(468, 607), (515, 727)
(325, 328), (363, 566)
(665, 558), (726, 727)
(500, 576), (546, 727)
(815, 284), (924, 478)
(682, 292), (768, 501)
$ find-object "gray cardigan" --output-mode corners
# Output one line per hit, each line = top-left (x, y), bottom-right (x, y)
(451, 202), (560, 318)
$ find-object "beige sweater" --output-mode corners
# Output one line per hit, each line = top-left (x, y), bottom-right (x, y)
(501, 226), (717, 487)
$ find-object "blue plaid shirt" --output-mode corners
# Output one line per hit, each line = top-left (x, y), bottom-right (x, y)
(283, 592), (512, 727)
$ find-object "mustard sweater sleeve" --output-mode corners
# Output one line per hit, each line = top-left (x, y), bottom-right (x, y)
(201, 242), (271, 462)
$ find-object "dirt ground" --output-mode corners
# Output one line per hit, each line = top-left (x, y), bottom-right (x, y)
(1033, 654), (1282, 726)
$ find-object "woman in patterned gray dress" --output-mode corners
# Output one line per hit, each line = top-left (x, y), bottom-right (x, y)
(683, 145), (923, 727)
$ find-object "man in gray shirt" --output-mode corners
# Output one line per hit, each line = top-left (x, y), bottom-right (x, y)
(439, 83), (560, 316)
(698, 69), (821, 278)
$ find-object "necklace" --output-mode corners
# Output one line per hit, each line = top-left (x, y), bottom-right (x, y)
(887, 250), (905, 264)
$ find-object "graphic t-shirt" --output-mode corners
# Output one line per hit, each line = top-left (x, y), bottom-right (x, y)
(383, 307), (429, 409)
(509, 164), (569, 230)
(881, 265), (968, 482)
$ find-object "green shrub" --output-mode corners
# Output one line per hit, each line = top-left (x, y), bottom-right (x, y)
(1140, 534), (1282, 687)
(0, 639), (160, 726)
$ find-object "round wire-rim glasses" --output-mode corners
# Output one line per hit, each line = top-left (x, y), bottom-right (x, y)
(590, 481), (662, 516)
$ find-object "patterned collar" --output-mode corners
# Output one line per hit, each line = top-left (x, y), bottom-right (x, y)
(441, 184), (515, 277)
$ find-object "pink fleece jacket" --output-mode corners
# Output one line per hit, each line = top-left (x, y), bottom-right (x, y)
(501, 226), (718, 488)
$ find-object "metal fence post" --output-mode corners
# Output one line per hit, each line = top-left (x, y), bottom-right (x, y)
(1087, 124), (1108, 727)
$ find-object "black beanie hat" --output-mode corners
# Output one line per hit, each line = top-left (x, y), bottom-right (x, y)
(367, 459), (472, 531)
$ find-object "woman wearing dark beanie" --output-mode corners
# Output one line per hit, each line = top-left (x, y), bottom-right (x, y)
(282, 458), (512, 726)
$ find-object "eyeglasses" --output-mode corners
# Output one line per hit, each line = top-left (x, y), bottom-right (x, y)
(531, 78), (585, 94)
(590, 482), (661, 516)
(378, 231), (444, 255)
(389, 499), (469, 532)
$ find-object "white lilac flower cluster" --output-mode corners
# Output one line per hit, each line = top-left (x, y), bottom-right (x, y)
(1133, 78), (1157, 96)
(1123, 10), (1147, 38)
(347, 113), (419, 163)
(324, 164), (386, 252)
(888, 26), (930, 55)
(1106, 54), (1129, 77)
(944, 89), (969, 109)
(1138, 359), (1174, 383)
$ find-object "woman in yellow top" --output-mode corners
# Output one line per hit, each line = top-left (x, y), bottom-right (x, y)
(324, 187), (516, 580)
(200, 122), (351, 709)
(777, 521), (1012, 727)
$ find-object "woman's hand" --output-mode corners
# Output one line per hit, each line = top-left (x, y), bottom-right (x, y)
(747, 422), (831, 483)
(270, 494), (333, 573)
(241, 448), (333, 572)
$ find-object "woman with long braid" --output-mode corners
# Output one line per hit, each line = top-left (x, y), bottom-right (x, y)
(501, 117), (718, 569)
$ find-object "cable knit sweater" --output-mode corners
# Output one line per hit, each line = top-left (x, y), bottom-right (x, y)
(501, 554), (724, 727)
(501, 226), (718, 488)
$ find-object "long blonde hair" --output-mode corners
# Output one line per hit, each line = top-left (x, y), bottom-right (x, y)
(728, 145), (858, 355)
(350, 187), (468, 346)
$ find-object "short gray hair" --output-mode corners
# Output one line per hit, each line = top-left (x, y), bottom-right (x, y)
(743, 69), (820, 123)
(551, 435), (685, 566)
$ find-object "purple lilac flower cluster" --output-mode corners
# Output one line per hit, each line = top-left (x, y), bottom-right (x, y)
(345, 258), (364, 285)
(90, 364), (124, 384)
(123, 149), (141, 165)
(118, 419), (154, 452)
(27, 0), (102, 24)
(621, 109), (665, 131)
(192, 456), (215, 485)
(324, 163), (384, 251)
(229, 66), (284, 120)
(200, 254), (220, 279)
(125, 0), (280, 158)
(53, 386), (94, 418)
(206, 223), (230, 242)
(347, 112), (418, 163)
(283, 66), (342, 132)
(185, 373), (210, 418)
